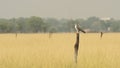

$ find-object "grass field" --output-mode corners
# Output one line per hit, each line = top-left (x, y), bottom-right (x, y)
(0, 33), (120, 68)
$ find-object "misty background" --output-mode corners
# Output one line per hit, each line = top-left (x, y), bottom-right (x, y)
(0, 0), (120, 33)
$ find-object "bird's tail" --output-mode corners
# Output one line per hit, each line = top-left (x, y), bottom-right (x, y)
(79, 28), (86, 33)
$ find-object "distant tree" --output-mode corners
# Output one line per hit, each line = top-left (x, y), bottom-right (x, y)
(27, 16), (44, 33)
(66, 19), (76, 32)
(44, 18), (63, 32)
(85, 16), (100, 29)
(110, 21), (120, 32)
(0, 19), (10, 33)
(17, 17), (27, 33)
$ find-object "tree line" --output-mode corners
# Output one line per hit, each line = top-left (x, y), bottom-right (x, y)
(0, 16), (120, 33)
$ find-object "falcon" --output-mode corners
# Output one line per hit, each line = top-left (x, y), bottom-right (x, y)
(75, 24), (86, 33)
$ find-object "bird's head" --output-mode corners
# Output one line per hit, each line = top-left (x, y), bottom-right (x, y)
(74, 24), (79, 32)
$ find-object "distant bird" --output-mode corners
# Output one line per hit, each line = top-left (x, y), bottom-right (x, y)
(75, 24), (86, 33)
(74, 24), (86, 63)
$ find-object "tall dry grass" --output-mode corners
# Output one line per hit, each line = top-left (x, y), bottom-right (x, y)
(0, 33), (120, 68)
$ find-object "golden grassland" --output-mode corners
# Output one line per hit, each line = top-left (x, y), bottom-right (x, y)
(0, 33), (120, 68)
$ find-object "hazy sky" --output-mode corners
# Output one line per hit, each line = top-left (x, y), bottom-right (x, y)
(0, 0), (120, 19)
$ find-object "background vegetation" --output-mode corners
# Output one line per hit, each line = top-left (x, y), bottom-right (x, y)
(0, 16), (120, 33)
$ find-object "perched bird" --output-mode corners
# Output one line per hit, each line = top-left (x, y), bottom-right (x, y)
(74, 24), (86, 63)
(75, 24), (86, 33)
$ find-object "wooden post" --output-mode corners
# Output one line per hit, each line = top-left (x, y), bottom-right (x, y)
(100, 32), (103, 38)
(74, 32), (79, 63)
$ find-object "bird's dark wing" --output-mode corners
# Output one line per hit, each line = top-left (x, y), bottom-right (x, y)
(78, 28), (86, 33)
